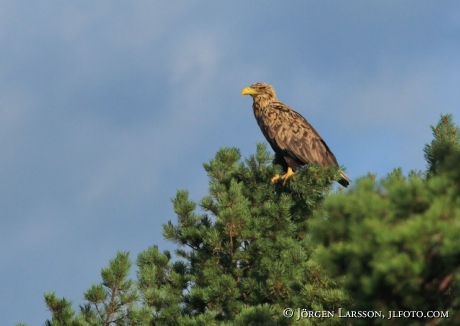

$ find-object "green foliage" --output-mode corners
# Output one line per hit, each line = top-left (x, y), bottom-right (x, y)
(136, 245), (187, 325)
(44, 251), (144, 326)
(310, 115), (460, 325)
(424, 114), (460, 179)
(159, 143), (348, 325)
(43, 293), (77, 326)
(83, 251), (139, 325)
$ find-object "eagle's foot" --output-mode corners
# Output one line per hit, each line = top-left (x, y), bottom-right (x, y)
(271, 174), (281, 183)
(271, 167), (295, 185)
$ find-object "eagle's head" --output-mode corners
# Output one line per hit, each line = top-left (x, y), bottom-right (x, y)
(241, 83), (277, 104)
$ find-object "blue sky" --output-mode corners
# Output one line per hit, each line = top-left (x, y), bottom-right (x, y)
(2, 1), (460, 324)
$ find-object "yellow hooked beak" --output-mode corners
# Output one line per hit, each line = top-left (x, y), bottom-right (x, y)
(241, 87), (258, 96)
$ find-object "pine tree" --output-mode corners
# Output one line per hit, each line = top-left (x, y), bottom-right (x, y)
(424, 114), (460, 179)
(140, 143), (349, 325)
(43, 251), (147, 326)
(310, 115), (460, 325)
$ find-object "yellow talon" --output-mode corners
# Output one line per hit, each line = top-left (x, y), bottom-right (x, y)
(271, 174), (280, 183)
(271, 167), (295, 185)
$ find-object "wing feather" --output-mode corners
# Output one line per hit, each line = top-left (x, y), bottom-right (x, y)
(258, 102), (339, 167)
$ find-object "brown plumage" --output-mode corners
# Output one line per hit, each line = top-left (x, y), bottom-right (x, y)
(241, 82), (351, 187)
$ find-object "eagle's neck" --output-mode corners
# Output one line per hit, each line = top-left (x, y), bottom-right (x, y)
(252, 95), (275, 118)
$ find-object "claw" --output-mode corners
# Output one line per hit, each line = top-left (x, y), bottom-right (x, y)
(271, 167), (295, 185)
(271, 174), (281, 183)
